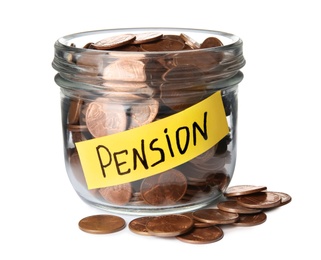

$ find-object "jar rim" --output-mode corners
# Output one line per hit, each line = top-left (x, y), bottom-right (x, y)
(56, 27), (243, 55)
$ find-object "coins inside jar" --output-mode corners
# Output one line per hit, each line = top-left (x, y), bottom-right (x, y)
(63, 31), (238, 210)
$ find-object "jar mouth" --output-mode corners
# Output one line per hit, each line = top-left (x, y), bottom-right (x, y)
(56, 27), (243, 55)
(52, 27), (245, 90)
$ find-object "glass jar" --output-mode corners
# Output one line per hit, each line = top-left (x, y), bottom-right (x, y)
(52, 28), (245, 215)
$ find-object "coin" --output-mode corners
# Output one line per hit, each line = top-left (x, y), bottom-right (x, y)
(180, 33), (201, 49)
(128, 98), (159, 129)
(92, 34), (136, 50)
(176, 225), (224, 244)
(83, 42), (94, 49)
(69, 150), (87, 185)
(113, 44), (142, 52)
(85, 97), (127, 137)
(78, 214), (126, 234)
(224, 184), (267, 197)
(102, 84), (151, 97)
(132, 32), (163, 44)
(99, 182), (133, 205)
(206, 172), (231, 190)
(159, 86), (205, 111)
(189, 145), (217, 164)
(192, 208), (239, 225)
(159, 169), (187, 202)
(140, 175), (165, 205)
(181, 212), (213, 228)
(103, 59), (146, 82)
(270, 191), (292, 206)
(70, 131), (87, 143)
(68, 97), (83, 124)
(128, 216), (155, 236)
(162, 64), (204, 82)
(217, 200), (262, 214)
(145, 214), (194, 237)
(236, 191), (282, 209)
(141, 38), (185, 52)
(233, 212), (267, 227)
(200, 37), (223, 48)
(67, 124), (88, 133)
(162, 34), (186, 44)
(140, 169), (187, 205)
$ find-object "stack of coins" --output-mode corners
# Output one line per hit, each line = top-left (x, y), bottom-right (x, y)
(79, 184), (291, 244)
(66, 31), (237, 208)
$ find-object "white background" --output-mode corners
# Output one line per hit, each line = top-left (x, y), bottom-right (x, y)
(1, 0), (320, 259)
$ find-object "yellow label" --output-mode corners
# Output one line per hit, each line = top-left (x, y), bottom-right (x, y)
(76, 91), (229, 189)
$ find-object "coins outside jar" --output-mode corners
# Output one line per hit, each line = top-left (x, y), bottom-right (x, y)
(78, 184), (291, 245)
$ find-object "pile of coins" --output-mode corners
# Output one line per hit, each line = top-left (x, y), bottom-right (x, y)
(65, 31), (239, 208)
(78, 185), (291, 244)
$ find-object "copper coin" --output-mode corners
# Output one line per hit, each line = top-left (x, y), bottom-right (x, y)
(224, 185), (267, 197)
(162, 34), (185, 44)
(101, 84), (151, 96)
(217, 200), (262, 214)
(92, 34), (136, 50)
(99, 183), (132, 205)
(141, 38), (185, 52)
(270, 191), (292, 206)
(206, 172), (231, 191)
(189, 145), (217, 164)
(78, 214), (126, 234)
(181, 212), (213, 228)
(83, 42), (94, 49)
(192, 208), (239, 225)
(70, 131), (87, 143)
(140, 175), (165, 205)
(236, 191), (282, 209)
(68, 98), (83, 124)
(162, 64), (204, 82)
(85, 97), (127, 137)
(158, 169), (188, 202)
(128, 216), (155, 236)
(132, 32), (163, 44)
(146, 214), (194, 237)
(140, 169), (187, 205)
(103, 59), (146, 82)
(176, 225), (224, 244)
(69, 150), (86, 185)
(128, 98), (159, 129)
(233, 212), (267, 227)
(67, 124), (88, 133)
(200, 37), (223, 48)
(180, 33), (201, 49)
(113, 44), (142, 52)
(159, 86), (205, 111)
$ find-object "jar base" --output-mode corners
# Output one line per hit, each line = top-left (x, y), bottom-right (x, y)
(77, 191), (224, 216)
